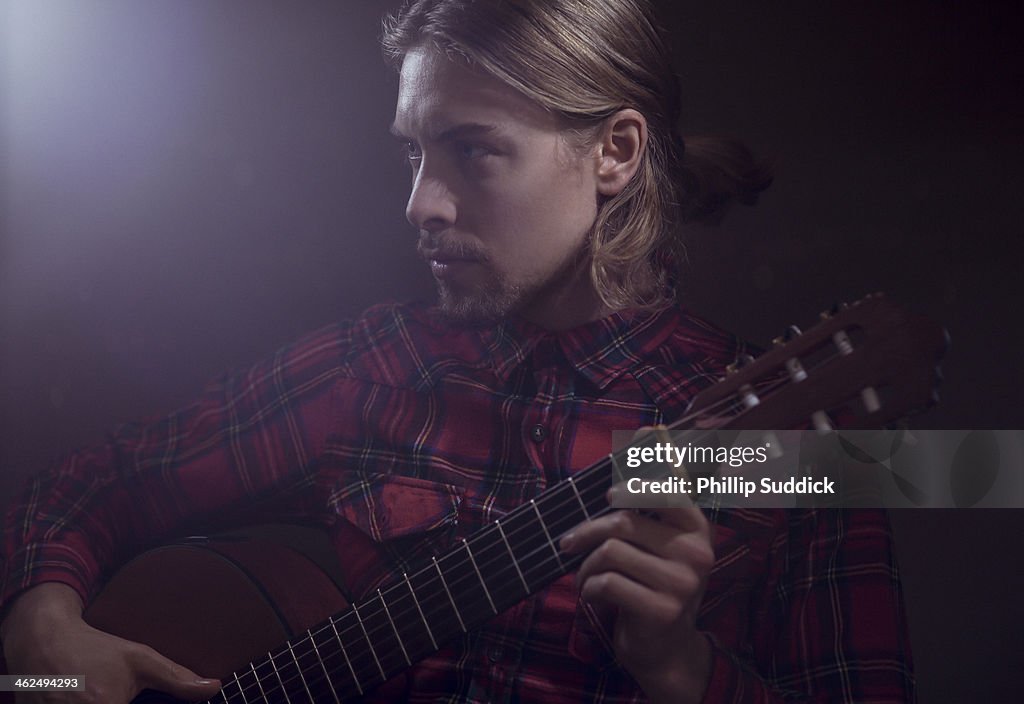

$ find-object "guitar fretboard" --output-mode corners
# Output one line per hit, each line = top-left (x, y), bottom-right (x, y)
(208, 454), (622, 704)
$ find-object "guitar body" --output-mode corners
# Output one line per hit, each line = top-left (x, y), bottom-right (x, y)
(83, 538), (347, 703)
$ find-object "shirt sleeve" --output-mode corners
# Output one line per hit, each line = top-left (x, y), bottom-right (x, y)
(0, 321), (353, 611)
(700, 509), (916, 703)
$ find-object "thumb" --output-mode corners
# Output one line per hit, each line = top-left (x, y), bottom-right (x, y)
(132, 644), (222, 701)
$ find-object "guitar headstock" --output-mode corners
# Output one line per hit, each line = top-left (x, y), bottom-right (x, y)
(686, 294), (948, 431)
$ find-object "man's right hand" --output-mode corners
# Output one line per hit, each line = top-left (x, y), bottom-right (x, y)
(0, 583), (222, 703)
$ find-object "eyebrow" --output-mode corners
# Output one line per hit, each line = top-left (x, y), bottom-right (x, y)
(389, 121), (500, 142)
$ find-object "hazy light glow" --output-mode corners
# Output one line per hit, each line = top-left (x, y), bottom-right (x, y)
(3, 1), (205, 300)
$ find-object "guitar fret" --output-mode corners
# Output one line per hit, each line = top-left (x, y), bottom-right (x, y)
(575, 467), (612, 516)
(328, 615), (363, 696)
(307, 627), (341, 704)
(229, 672), (248, 703)
(248, 662), (267, 702)
(285, 640), (315, 703)
(496, 519), (530, 593)
(352, 601), (387, 680)
(567, 475), (591, 519)
(530, 498), (565, 571)
(463, 538), (498, 614)
(404, 571), (438, 650)
(433, 555), (467, 632)
(378, 588), (412, 666)
(220, 690), (230, 703)
(609, 450), (627, 483)
(266, 650), (293, 704)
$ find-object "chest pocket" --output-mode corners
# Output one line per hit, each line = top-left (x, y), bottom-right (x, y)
(326, 472), (463, 599)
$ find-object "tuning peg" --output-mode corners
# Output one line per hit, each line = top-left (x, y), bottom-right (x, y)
(739, 383), (760, 409)
(860, 386), (881, 413)
(761, 431), (784, 459)
(785, 357), (808, 382)
(819, 301), (849, 319)
(726, 353), (756, 374)
(832, 330), (854, 356)
(894, 422), (919, 446)
(811, 410), (834, 434)
(772, 325), (802, 346)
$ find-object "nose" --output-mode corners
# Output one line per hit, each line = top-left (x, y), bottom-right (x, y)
(405, 163), (456, 233)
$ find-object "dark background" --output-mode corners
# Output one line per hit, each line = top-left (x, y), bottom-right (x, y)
(1, 1), (1022, 700)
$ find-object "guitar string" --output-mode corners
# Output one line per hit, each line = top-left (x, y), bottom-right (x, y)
(212, 372), (795, 703)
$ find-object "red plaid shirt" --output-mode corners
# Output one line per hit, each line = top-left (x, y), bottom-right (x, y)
(1, 302), (914, 703)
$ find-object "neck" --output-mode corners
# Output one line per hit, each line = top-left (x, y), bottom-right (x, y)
(517, 263), (616, 332)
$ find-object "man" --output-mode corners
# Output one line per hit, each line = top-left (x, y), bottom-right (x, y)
(0, 1), (914, 702)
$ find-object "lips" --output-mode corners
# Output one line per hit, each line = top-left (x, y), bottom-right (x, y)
(417, 239), (485, 279)
(420, 249), (479, 264)
(425, 254), (480, 279)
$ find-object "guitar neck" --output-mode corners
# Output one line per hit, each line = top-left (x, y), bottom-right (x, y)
(213, 459), (614, 703)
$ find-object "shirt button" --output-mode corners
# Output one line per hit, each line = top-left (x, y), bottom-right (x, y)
(530, 424), (546, 443)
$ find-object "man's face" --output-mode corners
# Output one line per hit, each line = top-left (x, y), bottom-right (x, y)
(392, 47), (602, 327)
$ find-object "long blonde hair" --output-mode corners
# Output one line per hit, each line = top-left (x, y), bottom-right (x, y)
(382, 0), (772, 310)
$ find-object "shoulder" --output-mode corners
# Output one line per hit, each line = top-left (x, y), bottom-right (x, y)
(646, 308), (754, 387)
(660, 308), (752, 371)
(331, 301), (492, 389)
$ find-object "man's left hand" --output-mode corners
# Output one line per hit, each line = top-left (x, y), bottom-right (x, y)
(559, 493), (714, 704)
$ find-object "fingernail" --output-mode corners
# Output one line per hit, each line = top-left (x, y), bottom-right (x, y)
(560, 532), (575, 551)
(607, 485), (624, 506)
(195, 679), (216, 686)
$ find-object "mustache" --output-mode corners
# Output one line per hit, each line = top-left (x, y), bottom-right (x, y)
(416, 234), (488, 261)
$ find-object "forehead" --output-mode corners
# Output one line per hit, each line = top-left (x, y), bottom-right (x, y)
(393, 46), (558, 138)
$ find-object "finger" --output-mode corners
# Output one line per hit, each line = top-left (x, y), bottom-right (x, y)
(638, 501), (710, 537)
(130, 645), (221, 700)
(575, 537), (707, 598)
(578, 571), (683, 625)
(606, 476), (699, 512)
(606, 475), (702, 513)
(631, 425), (657, 440)
(610, 425), (658, 452)
(612, 427), (695, 507)
(561, 509), (707, 560)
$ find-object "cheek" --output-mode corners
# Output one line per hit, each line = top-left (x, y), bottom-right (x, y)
(535, 152), (600, 233)
(463, 148), (597, 277)
(498, 163), (597, 240)
(492, 191), (592, 269)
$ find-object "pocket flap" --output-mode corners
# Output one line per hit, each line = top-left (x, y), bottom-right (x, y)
(328, 472), (462, 542)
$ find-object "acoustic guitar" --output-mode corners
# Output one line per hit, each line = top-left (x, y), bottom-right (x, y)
(1, 295), (946, 703)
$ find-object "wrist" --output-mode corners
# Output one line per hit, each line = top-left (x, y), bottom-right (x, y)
(0, 583), (84, 641)
(641, 632), (713, 704)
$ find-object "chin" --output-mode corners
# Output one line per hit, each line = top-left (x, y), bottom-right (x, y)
(436, 282), (524, 326)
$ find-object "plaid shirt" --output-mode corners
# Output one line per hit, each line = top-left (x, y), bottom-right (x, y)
(1, 302), (914, 703)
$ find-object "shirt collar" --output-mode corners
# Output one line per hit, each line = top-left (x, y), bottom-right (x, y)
(478, 305), (685, 389)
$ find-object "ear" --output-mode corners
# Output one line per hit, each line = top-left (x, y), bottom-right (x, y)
(595, 109), (647, 197)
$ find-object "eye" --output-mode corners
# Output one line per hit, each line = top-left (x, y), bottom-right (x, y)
(455, 142), (490, 161)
